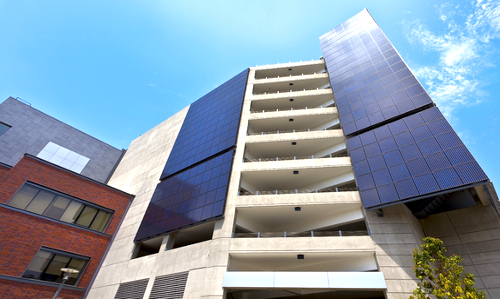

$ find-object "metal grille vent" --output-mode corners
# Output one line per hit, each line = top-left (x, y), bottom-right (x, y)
(149, 271), (189, 299)
(114, 278), (149, 299)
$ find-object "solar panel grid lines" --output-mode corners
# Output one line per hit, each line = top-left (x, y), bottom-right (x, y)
(136, 68), (249, 242)
(320, 10), (432, 136)
(346, 107), (488, 209)
(135, 149), (234, 242)
(160, 69), (249, 180)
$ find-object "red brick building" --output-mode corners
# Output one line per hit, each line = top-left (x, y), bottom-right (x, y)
(0, 155), (133, 298)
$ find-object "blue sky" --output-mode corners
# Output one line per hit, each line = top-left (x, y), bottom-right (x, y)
(1, 0), (499, 187)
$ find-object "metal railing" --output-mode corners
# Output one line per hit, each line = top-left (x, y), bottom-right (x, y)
(247, 127), (338, 136)
(250, 103), (336, 114)
(254, 70), (327, 80)
(232, 230), (369, 238)
(243, 151), (348, 163)
(252, 87), (332, 96)
(238, 186), (358, 196)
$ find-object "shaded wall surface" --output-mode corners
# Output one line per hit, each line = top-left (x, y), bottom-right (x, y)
(0, 97), (124, 183)
(420, 205), (500, 298)
(320, 10), (489, 210)
(136, 70), (249, 242)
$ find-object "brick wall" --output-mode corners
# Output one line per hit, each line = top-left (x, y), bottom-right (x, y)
(0, 155), (133, 297)
(0, 279), (84, 299)
(0, 164), (11, 179)
(0, 155), (132, 234)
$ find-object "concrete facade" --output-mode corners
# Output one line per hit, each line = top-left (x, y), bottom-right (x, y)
(87, 108), (190, 298)
(87, 59), (500, 299)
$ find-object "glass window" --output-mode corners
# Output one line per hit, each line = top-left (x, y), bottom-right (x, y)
(44, 196), (71, 219)
(60, 201), (84, 224)
(75, 206), (98, 227)
(25, 190), (55, 214)
(8, 185), (39, 209)
(89, 210), (111, 232)
(21, 250), (52, 280)
(7, 183), (113, 232)
(0, 122), (10, 136)
(22, 248), (88, 285)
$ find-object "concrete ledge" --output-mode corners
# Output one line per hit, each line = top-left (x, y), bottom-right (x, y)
(248, 107), (337, 120)
(241, 157), (351, 172)
(229, 236), (375, 252)
(246, 129), (344, 144)
(236, 191), (361, 207)
(252, 60), (325, 71)
(253, 73), (329, 85)
(248, 89), (333, 102)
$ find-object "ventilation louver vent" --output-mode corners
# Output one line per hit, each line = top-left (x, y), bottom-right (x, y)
(114, 278), (149, 299)
(149, 271), (189, 299)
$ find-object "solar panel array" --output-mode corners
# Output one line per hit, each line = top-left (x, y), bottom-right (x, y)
(135, 70), (248, 242)
(135, 150), (234, 242)
(320, 10), (489, 209)
(320, 9), (432, 136)
(347, 108), (488, 208)
(160, 69), (249, 179)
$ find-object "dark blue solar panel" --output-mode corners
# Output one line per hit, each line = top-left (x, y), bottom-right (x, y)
(320, 9), (432, 136)
(455, 162), (488, 184)
(410, 125), (432, 142)
(426, 151), (452, 172)
(417, 138), (441, 156)
(372, 169), (393, 186)
(388, 163), (412, 181)
(346, 135), (362, 150)
(445, 146), (476, 166)
(378, 136), (398, 153)
(377, 184), (399, 204)
(353, 160), (371, 176)
(406, 157), (431, 177)
(394, 179), (419, 199)
(160, 69), (249, 179)
(414, 173), (440, 194)
(357, 173), (376, 191)
(400, 143), (423, 161)
(436, 131), (463, 150)
(394, 131), (414, 148)
(135, 150), (234, 242)
(360, 188), (381, 207)
(364, 143), (382, 158)
(383, 149), (404, 167)
(345, 107), (489, 209)
(434, 168), (462, 190)
(360, 130), (377, 146)
(368, 155), (386, 171)
(349, 148), (366, 162)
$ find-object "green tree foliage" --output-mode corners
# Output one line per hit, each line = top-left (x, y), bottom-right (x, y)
(410, 237), (485, 299)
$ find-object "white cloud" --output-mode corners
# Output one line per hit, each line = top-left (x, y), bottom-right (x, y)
(404, 0), (499, 120)
(467, 0), (500, 42)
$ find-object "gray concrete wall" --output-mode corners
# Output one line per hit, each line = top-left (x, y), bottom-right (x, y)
(420, 204), (500, 298)
(87, 107), (189, 299)
(366, 204), (425, 299)
(0, 97), (123, 183)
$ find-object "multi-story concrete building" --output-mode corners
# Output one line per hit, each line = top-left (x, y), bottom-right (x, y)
(86, 9), (500, 300)
(1, 8), (499, 299)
